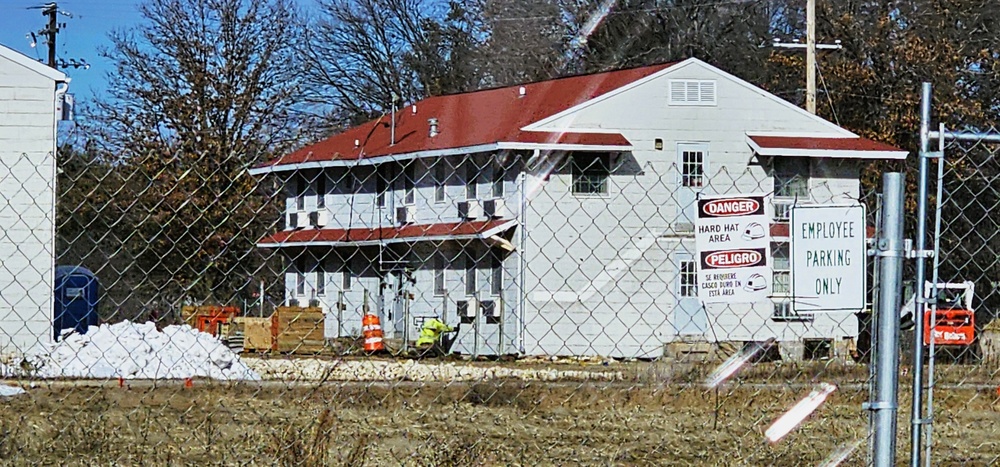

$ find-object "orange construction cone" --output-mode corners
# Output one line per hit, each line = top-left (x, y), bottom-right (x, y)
(362, 314), (385, 353)
(184, 377), (193, 388)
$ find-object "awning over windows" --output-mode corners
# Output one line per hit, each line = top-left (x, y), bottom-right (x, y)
(258, 219), (517, 248)
(747, 134), (908, 160)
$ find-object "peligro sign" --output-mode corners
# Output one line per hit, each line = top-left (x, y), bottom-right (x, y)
(703, 250), (764, 268)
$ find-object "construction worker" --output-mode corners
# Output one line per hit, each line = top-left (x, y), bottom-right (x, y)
(415, 316), (456, 357)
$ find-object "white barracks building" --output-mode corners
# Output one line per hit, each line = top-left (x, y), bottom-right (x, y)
(250, 58), (906, 359)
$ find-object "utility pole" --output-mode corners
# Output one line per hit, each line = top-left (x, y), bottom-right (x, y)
(41, 2), (59, 69)
(772, 0), (841, 115)
(806, 0), (816, 114)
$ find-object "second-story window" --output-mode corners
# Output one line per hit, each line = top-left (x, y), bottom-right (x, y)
(773, 157), (810, 199)
(295, 257), (306, 296)
(466, 159), (478, 200)
(465, 253), (477, 296)
(404, 163), (415, 205)
(492, 157), (504, 198)
(295, 174), (306, 211)
(376, 165), (389, 207)
(434, 162), (446, 203)
(316, 175), (326, 209)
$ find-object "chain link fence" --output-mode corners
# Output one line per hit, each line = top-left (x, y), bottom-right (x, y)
(0, 2), (997, 465)
(905, 124), (1000, 466)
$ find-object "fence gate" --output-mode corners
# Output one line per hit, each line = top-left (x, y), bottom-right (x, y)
(909, 83), (1000, 466)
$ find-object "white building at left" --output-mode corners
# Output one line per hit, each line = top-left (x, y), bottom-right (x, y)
(0, 44), (68, 355)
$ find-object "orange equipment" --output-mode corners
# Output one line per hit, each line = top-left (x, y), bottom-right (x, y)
(920, 281), (976, 347)
(362, 314), (385, 352)
(183, 306), (238, 337)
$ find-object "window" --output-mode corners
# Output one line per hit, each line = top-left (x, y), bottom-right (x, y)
(679, 260), (697, 297)
(773, 157), (810, 199)
(317, 175), (326, 208)
(295, 174), (306, 211)
(376, 165), (390, 207)
(773, 301), (813, 322)
(491, 255), (502, 296)
(572, 153), (610, 195)
(466, 161), (478, 200)
(465, 254), (477, 296)
(492, 158), (504, 198)
(342, 268), (352, 291)
(772, 242), (790, 295)
(316, 261), (326, 296)
(681, 149), (704, 188)
(669, 79), (717, 106)
(295, 257), (306, 296)
(434, 162), (446, 203)
(434, 255), (446, 295)
(404, 164), (415, 205)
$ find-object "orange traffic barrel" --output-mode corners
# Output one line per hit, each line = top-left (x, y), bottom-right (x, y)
(362, 314), (385, 352)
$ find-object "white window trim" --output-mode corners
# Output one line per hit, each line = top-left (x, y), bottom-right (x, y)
(677, 142), (708, 189)
(679, 260), (698, 298)
(434, 256), (447, 296)
(434, 162), (447, 204)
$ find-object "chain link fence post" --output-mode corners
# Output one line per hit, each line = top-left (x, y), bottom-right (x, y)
(872, 171), (905, 466)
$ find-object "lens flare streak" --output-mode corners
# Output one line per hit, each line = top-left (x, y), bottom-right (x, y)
(764, 383), (837, 443)
(817, 439), (863, 467)
(704, 338), (774, 389)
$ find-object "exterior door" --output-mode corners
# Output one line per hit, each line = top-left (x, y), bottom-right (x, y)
(676, 143), (708, 227)
(674, 253), (706, 335)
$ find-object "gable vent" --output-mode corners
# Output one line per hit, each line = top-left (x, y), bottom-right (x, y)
(669, 80), (717, 106)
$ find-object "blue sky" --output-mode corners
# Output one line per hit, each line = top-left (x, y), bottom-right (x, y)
(0, 0), (142, 103)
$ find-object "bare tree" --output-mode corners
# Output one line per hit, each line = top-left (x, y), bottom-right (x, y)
(80, 0), (303, 319)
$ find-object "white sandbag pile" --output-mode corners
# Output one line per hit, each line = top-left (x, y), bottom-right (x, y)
(33, 321), (259, 380)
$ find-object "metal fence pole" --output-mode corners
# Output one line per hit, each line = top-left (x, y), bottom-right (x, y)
(873, 171), (906, 466)
(910, 82), (933, 467)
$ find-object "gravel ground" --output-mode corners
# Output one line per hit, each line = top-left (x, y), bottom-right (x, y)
(242, 357), (626, 382)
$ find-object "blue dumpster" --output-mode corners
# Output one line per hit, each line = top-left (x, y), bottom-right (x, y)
(54, 266), (100, 340)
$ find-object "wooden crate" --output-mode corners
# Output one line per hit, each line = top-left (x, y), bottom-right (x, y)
(232, 317), (273, 352)
(271, 307), (326, 354)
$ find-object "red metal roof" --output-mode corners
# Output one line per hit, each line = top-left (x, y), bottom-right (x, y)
(749, 136), (903, 153)
(259, 63), (676, 168)
(259, 220), (514, 246)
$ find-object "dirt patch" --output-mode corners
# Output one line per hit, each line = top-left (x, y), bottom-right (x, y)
(0, 379), (997, 466)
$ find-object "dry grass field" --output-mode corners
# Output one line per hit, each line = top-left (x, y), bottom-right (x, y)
(0, 360), (998, 466)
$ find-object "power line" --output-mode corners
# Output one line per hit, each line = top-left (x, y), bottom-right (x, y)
(27, 2), (88, 70)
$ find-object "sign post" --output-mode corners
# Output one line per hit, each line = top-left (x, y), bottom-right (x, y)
(790, 204), (867, 314)
(695, 194), (772, 303)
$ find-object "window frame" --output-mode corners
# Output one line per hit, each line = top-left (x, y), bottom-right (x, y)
(434, 161), (446, 203)
(465, 160), (478, 200)
(571, 153), (611, 196)
(668, 79), (717, 106)
(316, 174), (326, 209)
(376, 165), (388, 208)
(465, 253), (477, 296)
(434, 255), (446, 296)
(295, 174), (306, 211)
(772, 157), (811, 199)
(316, 260), (326, 296)
(404, 163), (416, 205)
(295, 257), (306, 296)
(491, 255), (502, 296)
(491, 157), (505, 198)
(679, 260), (697, 298)
(342, 264), (352, 291)
(680, 147), (705, 188)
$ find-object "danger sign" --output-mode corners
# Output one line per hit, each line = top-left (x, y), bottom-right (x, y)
(695, 194), (772, 303)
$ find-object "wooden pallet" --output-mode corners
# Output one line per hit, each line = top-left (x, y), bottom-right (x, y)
(271, 307), (326, 354)
(232, 317), (273, 352)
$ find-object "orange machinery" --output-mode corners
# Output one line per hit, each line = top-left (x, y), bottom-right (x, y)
(921, 282), (976, 347)
(181, 305), (239, 337)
